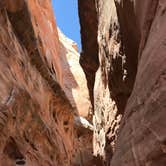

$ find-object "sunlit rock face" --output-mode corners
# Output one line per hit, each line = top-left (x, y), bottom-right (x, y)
(58, 29), (92, 118)
(1, 0), (165, 165)
(78, 0), (99, 110)
(0, 0), (74, 165)
(79, 0), (166, 165)
(78, 1), (129, 164)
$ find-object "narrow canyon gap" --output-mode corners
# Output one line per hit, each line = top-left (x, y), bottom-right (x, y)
(0, 0), (165, 166)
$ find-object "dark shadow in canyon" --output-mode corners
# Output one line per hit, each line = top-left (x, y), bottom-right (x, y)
(78, 0), (99, 110)
(108, 0), (140, 114)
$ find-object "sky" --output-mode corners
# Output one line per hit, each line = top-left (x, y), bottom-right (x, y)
(52, 0), (81, 51)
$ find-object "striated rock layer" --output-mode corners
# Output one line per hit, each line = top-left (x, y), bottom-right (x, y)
(0, 0), (74, 165)
(79, 0), (166, 165)
(0, 0), (92, 165)
(78, 0), (99, 109)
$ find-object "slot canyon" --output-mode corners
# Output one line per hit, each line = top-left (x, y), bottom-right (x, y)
(0, 0), (165, 165)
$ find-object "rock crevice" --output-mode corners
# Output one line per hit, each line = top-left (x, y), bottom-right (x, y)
(0, 0), (166, 165)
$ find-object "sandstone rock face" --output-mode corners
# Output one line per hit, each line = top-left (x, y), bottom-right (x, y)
(79, 0), (136, 163)
(78, 0), (99, 108)
(79, 0), (166, 165)
(1, 0), (165, 165)
(111, 1), (166, 165)
(0, 0), (92, 165)
(57, 29), (94, 166)
(93, 1), (125, 161)
(58, 29), (92, 118)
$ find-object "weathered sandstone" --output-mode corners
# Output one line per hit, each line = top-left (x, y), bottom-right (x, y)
(1, 0), (166, 165)
(79, 0), (166, 165)
(0, 0), (92, 165)
(58, 28), (92, 118)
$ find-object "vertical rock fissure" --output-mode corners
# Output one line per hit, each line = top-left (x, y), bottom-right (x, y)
(79, 0), (166, 166)
(78, 0), (140, 164)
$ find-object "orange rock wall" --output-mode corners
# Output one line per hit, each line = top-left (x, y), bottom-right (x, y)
(0, 1), (74, 165)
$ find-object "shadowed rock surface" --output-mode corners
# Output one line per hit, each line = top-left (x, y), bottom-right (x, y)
(78, 0), (166, 165)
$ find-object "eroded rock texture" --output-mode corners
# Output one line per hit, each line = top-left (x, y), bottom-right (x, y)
(111, 1), (166, 165)
(58, 28), (94, 166)
(0, 0), (92, 165)
(58, 29), (91, 118)
(78, 0), (99, 109)
(0, 1), (74, 165)
(79, 0), (166, 165)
